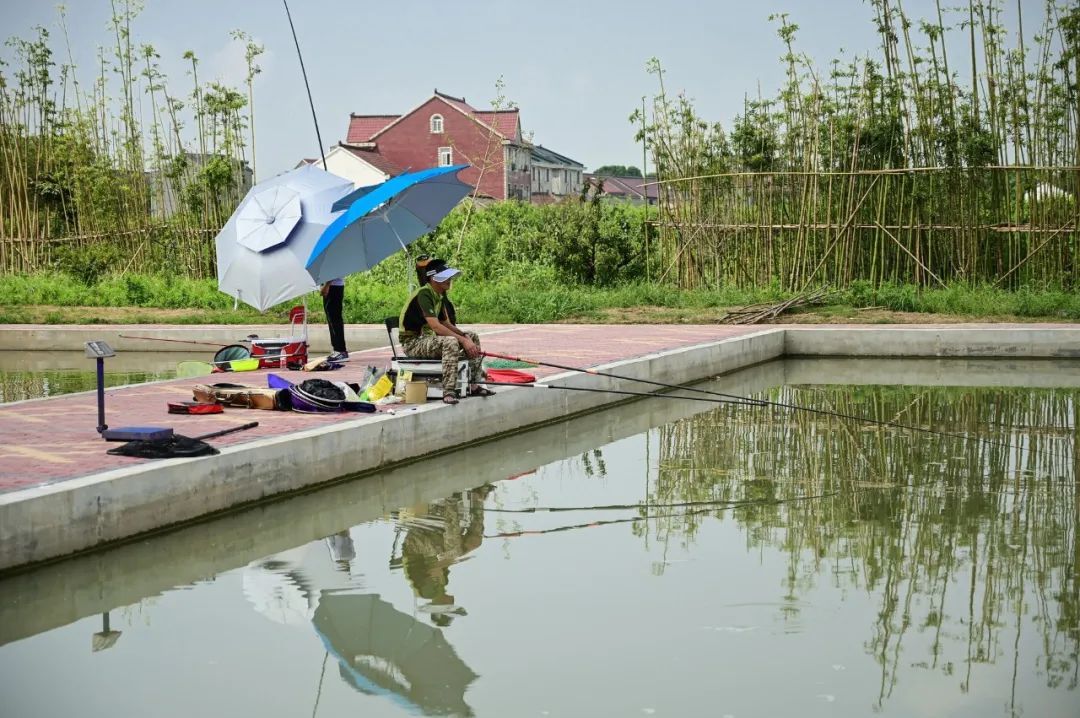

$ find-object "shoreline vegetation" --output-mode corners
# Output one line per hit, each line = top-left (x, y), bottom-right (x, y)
(1, 269), (1076, 326)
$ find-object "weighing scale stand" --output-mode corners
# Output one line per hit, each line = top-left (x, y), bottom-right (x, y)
(95, 356), (108, 434)
(86, 340), (174, 442)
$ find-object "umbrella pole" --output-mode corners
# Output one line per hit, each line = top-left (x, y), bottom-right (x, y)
(387, 219), (415, 291)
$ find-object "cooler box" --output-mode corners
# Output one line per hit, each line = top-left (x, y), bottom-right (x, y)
(250, 338), (307, 369)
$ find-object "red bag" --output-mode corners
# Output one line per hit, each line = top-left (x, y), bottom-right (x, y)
(485, 368), (536, 384)
(168, 401), (224, 415)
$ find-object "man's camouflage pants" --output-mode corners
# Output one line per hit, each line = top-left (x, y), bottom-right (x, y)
(401, 331), (485, 396)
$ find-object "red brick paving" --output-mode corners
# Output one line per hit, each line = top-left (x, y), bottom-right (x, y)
(0, 324), (757, 494)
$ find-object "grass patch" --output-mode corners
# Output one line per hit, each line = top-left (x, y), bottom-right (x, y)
(0, 272), (1076, 324)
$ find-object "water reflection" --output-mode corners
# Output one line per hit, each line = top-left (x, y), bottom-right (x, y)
(243, 527), (480, 716)
(0, 350), (203, 402)
(0, 367), (175, 402)
(647, 384), (1079, 710)
(1, 362), (1077, 717)
(393, 485), (494, 626)
(313, 594), (477, 716)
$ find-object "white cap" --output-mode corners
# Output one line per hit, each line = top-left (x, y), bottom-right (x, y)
(431, 267), (462, 282)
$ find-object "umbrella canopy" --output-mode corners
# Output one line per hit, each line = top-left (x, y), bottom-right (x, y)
(305, 165), (472, 285)
(313, 592), (478, 716)
(216, 165), (353, 311)
(236, 185), (302, 251)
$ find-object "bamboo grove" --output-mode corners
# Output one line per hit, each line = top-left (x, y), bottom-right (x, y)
(638, 0), (1080, 290)
(647, 383), (1078, 706)
(0, 2), (262, 277)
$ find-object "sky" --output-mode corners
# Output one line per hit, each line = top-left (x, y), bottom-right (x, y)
(0, 0), (1041, 178)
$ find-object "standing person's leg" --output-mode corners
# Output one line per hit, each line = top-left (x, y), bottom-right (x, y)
(323, 284), (347, 355)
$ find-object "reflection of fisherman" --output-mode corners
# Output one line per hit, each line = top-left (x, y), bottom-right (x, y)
(325, 530), (355, 566)
(402, 485), (494, 626)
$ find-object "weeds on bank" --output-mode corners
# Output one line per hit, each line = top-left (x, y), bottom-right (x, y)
(0, 272), (1077, 324)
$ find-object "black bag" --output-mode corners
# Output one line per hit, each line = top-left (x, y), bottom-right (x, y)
(298, 379), (346, 402)
(107, 435), (220, 459)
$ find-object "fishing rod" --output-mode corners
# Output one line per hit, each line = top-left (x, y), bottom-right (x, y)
(282, 0), (327, 169)
(484, 350), (766, 406)
(478, 380), (758, 407)
(119, 334), (233, 348)
(482, 352), (1051, 457)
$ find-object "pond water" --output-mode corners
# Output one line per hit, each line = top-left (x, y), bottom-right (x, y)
(0, 351), (198, 403)
(0, 358), (1077, 718)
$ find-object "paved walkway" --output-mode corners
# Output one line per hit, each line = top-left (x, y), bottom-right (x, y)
(0, 324), (756, 494)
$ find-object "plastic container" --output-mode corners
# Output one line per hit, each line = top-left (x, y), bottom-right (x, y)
(366, 374), (394, 402)
(404, 381), (428, 404)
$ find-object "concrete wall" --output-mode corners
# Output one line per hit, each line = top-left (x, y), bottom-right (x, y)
(785, 326), (1080, 358)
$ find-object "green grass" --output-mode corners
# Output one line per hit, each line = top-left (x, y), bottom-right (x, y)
(0, 271), (1077, 324)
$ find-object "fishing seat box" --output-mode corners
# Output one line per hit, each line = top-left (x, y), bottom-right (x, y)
(383, 317), (469, 392)
(250, 338), (307, 369)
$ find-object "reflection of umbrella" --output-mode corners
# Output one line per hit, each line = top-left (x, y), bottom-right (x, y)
(216, 165), (352, 311)
(305, 165), (472, 284)
(313, 592), (478, 717)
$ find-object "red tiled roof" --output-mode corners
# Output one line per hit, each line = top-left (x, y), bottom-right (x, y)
(434, 90), (474, 116)
(347, 114), (399, 143)
(339, 144), (402, 176)
(475, 110), (519, 140)
(434, 90), (519, 140)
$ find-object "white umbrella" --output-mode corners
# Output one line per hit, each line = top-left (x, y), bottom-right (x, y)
(216, 165), (353, 311)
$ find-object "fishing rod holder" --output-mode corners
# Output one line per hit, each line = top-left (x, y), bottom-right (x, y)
(85, 340), (115, 435)
(86, 340), (173, 442)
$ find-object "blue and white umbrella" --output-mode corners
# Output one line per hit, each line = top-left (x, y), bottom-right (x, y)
(305, 165), (472, 285)
(216, 165), (353, 311)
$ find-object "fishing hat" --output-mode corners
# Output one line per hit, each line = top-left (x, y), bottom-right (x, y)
(425, 258), (462, 282)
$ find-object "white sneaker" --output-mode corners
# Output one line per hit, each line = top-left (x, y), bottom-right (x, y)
(327, 351), (350, 362)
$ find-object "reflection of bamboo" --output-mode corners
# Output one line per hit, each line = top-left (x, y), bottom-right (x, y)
(653, 383), (1079, 697)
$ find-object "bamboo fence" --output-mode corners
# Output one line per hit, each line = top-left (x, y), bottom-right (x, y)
(650, 166), (1079, 290)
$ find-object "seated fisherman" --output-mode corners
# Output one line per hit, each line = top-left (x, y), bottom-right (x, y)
(399, 258), (493, 405)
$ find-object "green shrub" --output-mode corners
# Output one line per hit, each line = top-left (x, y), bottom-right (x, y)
(51, 241), (126, 285)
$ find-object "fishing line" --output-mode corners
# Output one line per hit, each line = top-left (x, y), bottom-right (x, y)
(485, 489), (863, 514)
(484, 491), (841, 539)
(478, 380), (762, 407)
(483, 350), (766, 406)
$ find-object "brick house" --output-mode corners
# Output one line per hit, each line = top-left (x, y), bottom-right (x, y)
(345, 90), (533, 201)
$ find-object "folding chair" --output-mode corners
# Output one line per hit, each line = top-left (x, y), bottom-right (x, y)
(384, 317), (469, 395)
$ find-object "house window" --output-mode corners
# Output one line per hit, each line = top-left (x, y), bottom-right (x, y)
(438, 146), (452, 167)
(430, 114), (444, 133)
